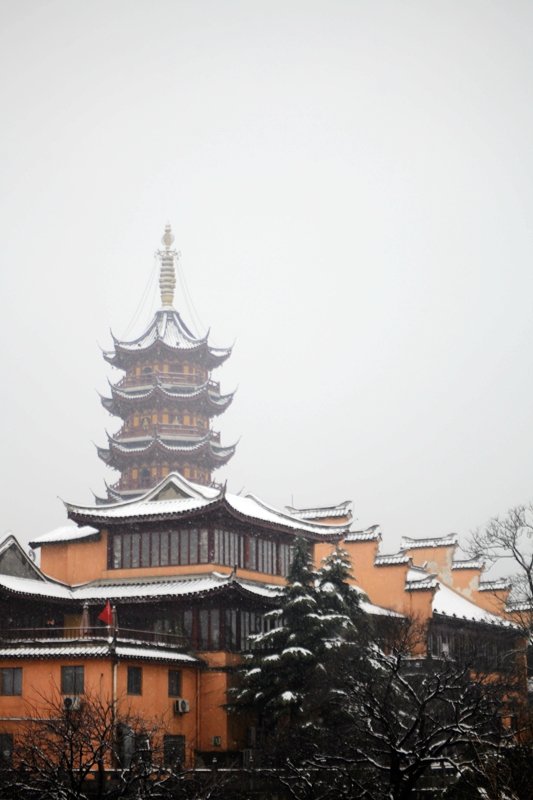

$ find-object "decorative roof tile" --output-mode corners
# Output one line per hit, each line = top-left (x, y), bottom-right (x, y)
(400, 534), (458, 550)
(344, 525), (381, 542)
(478, 579), (511, 592)
(61, 472), (350, 536)
(374, 553), (411, 566)
(452, 558), (485, 570)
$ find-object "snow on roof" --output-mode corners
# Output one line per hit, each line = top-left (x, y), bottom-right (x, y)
(113, 309), (206, 351)
(228, 494), (350, 535)
(0, 571), (280, 603)
(66, 496), (214, 522)
(114, 645), (198, 663)
(63, 472), (349, 536)
(452, 558), (485, 570)
(284, 501), (352, 521)
(344, 525), (381, 543)
(0, 641), (199, 663)
(108, 381), (233, 406)
(374, 553), (411, 566)
(0, 574), (72, 599)
(359, 599), (404, 617)
(478, 579), (511, 592)
(401, 534), (458, 550)
(433, 583), (512, 626)
(31, 525), (100, 546)
(405, 567), (438, 591)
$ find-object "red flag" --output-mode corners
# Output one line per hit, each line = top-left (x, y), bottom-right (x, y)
(98, 600), (113, 625)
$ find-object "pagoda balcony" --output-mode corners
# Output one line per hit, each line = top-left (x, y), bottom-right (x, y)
(117, 372), (217, 391)
(115, 424), (219, 441)
(0, 625), (190, 650)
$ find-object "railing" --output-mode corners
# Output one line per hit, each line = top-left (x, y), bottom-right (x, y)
(117, 371), (217, 391)
(0, 626), (190, 649)
(115, 423), (213, 440)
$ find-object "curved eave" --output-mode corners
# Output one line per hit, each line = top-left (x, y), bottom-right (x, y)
(205, 346), (232, 370)
(66, 497), (224, 527)
(219, 499), (344, 541)
(66, 497), (336, 541)
(98, 436), (236, 469)
(113, 309), (205, 349)
(102, 382), (235, 416)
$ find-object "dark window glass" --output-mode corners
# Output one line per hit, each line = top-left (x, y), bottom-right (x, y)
(210, 608), (220, 649)
(160, 531), (169, 566)
(141, 535), (150, 567)
(0, 668), (21, 696)
(183, 610), (193, 641)
(131, 533), (140, 568)
(122, 534), (132, 569)
(190, 529), (198, 562)
(168, 669), (181, 697)
(247, 537), (257, 570)
(199, 529), (208, 563)
(164, 734), (185, 767)
(0, 734), (13, 763)
(113, 536), (122, 569)
(170, 531), (179, 564)
(180, 530), (189, 565)
(150, 531), (160, 565)
(127, 666), (142, 695)
(199, 609), (209, 649)
(61, 666), (84, 694)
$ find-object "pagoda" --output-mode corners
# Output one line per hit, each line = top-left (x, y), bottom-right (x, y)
(97, 225), (236, 501)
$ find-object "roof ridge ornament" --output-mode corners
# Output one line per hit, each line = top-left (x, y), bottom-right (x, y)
(158, 223), (178, 308)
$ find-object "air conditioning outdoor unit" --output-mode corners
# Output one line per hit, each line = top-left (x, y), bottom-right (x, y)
(173, 698), (190, 714)
(63, 696), (82, 711)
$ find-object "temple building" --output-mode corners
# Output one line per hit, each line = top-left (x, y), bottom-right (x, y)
(0, 225), (526, 777)
(98, 225), (236, 501)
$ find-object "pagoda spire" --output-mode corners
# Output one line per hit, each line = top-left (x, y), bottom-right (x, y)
(158, 223), (177, 308)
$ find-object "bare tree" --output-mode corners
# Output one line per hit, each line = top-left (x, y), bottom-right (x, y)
(258, 619), (520, 800)
(469, 503), (533, 631)
(0, 691), (228, 800)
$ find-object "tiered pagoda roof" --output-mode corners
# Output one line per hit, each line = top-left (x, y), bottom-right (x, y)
(101, 380), (234, 417)
(97, 225), (237, 499)
(97, 432), (236, 470)
(103, 307), (232, 371)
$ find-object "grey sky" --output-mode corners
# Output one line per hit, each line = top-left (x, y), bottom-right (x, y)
(1, 0), (533, 557)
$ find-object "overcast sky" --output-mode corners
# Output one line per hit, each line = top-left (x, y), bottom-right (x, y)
(1, 0), (533, 560)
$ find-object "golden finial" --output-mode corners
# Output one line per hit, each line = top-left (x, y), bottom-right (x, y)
(159, 224), (177, 307)
(162, 223), (175, 250)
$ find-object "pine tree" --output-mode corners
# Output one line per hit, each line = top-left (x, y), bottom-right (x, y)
(232, 540), (367, 762)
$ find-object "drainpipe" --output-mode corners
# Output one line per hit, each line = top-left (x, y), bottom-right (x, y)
(110, 605), (119, 768)
(195, 667), (201, 766)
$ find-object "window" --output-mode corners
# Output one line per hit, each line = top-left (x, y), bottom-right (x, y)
(61, 666), (84, 695)
(0, 734), (13, 764)
(0, 668), (21, 696)
(110, 527), (210, 569)
(127, 667), (142, 695)
(164, 734), (185, 767)
(168, 669), (181, 697)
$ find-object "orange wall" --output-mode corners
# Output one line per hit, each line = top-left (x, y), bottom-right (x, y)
(403, 545), (455, 584)
(38, 536), (286, 587)
(39, 535), (109, 584)
(0, 658), (203, 766)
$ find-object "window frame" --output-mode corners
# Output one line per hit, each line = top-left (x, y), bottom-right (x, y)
(127, 666), (142, 696)
(168, 669), (182, 697)
(61, 665), (84, 695)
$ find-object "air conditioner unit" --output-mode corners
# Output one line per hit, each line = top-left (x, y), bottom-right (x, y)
(173, 698), (190, 714)
(63, 696), (82, 711)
